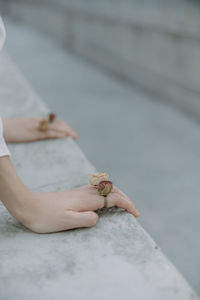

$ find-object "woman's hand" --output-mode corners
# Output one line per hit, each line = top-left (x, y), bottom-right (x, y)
(19, 184), (140, 234)
(2, 117), (78, 143)
(0, 157), (139, 234)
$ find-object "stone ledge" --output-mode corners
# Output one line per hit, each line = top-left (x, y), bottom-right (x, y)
(0, 52), (199, 299)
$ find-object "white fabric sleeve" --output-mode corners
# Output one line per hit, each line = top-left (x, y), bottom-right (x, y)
(0, 117), (10, 157)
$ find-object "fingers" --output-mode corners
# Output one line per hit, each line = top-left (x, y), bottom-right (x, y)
(68, 187), (139, 218)
(37, 129), (67, 140)
(37, 126), (77, 141)
(63, 185), (139, 219)
(65, 190), (105, 213)
(86, 184), (140, 218)
(111, 186), (140, 217)
(49, 119), (78, 140)
(64, 210), (99, 229)
(35, 117), (78, 140)
(112, 193), (140, 218)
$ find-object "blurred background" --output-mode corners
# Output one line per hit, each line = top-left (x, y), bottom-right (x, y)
(0, 0), (200, 295)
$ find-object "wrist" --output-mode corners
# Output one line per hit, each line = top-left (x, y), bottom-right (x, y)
(0, 156), (32, 224)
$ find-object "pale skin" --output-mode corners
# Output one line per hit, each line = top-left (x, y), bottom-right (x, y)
(2, 117), (78, 142)
(0, 117), (139, 234)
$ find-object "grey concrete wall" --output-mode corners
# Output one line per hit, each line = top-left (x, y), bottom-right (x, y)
(1, 0), (200, 118)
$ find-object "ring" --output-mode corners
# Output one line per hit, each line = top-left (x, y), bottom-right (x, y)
(103, 195), (108, 208)
(48, 113), (56, 123)
(38, 113), (56, 131)
(88, 172), (113, 208)
(38, 119), (49, 131)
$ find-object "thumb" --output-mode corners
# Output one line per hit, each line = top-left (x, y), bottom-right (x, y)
(65, 210), (99, 229)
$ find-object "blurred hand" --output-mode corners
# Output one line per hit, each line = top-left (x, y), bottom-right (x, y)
(2, 117), (78, 143)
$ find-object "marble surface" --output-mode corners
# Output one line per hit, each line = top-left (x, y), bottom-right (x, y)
(0, 53), (199, 300)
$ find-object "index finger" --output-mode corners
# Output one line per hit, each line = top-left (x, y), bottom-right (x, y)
(49, 119), (78, 138)
(111, 192), (140, 218)
(68, 185), (140, 218)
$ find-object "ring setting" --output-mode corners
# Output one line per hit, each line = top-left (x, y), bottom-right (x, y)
(38, 113), (56, 131)
(89, 172), (113, 208)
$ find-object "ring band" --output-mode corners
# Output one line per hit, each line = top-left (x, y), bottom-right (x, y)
(103, 195), (108, 208)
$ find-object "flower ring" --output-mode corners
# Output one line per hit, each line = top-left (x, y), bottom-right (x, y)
(38, 113), (56, 131)
(89, 172), (113, 208)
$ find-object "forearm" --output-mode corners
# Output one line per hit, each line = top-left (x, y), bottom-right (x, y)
(0, 156), (30, 223)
